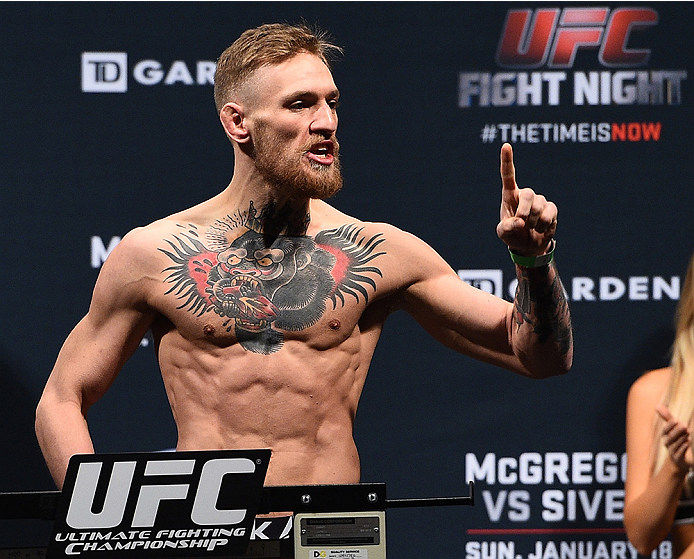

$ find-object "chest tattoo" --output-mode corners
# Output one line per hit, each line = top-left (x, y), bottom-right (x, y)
(158, 206), (385, 354)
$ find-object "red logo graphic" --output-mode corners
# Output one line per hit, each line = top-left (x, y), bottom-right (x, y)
(496, 7), (658, 69)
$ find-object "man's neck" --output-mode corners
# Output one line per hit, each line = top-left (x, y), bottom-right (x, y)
(218, 175), (313, 240)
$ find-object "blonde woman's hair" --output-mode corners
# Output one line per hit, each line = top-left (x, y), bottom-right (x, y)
(213, 22), (342, 113)
(654, 253), (694, 473)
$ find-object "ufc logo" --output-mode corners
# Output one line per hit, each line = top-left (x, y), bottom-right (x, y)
(496, 7), (658, 69)
(66, 457), (255, 529)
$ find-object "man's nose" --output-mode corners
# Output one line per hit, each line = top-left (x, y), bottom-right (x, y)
(310, 102), (337, 135)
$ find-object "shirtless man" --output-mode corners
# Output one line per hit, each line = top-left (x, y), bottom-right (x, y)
(35, 23), (573, 490)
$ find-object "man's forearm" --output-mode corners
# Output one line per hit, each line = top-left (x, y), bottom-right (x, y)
(35, 398), (95, 489)
(511, 261), (573, 377)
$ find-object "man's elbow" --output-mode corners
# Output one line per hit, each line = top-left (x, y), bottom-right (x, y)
(523, 350), (573, 379)
(551, 350), (574, 377)
(34, 390), (68, 444)
(34, 395), (52, 444)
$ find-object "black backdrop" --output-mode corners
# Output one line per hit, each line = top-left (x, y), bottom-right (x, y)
(2, 2), (693, 558)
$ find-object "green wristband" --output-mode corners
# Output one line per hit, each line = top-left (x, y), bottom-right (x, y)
(509, 239), (556, 268)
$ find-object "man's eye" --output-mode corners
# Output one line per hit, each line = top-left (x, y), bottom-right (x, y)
(329, 100), (339, 110)
(290, 101), (305, 110)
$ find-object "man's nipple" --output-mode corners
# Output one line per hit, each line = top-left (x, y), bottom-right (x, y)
(203, 324), (216, 336)
(328, 319), (341, 331)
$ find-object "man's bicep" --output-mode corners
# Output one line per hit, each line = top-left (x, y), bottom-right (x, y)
(384, 227), (518, 367)
(49, 304), (153, 410)
(49, 241), (156, 409)
(402, 268), (517, 364)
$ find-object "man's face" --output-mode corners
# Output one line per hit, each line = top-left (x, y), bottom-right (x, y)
(246, 52), (342, 199)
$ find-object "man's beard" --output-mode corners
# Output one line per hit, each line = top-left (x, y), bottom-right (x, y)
(252, 124), (343, 200)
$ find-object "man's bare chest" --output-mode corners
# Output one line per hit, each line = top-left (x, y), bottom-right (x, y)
(149, 217), (387, 355)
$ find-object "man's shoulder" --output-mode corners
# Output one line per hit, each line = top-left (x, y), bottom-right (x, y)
(311, 204), (454, 300)
(102, 214), (197, 272)
(311, 202), (420, 245)
(115, 218), (177, 251)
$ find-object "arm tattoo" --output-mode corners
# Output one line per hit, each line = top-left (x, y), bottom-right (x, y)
(513, 262), (572, 356)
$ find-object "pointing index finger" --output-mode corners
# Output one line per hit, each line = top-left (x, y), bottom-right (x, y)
(500, 142), (517, 192)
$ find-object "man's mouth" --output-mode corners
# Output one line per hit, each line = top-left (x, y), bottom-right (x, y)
(307, 141), (335, 165)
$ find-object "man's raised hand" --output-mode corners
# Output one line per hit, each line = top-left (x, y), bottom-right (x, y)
(496, 143), (557, 257)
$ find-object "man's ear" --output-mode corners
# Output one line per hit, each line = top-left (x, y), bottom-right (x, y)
(220, 103), (250, 143)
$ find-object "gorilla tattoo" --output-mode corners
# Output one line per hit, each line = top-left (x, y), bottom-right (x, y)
(159, 210), (385, 354)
